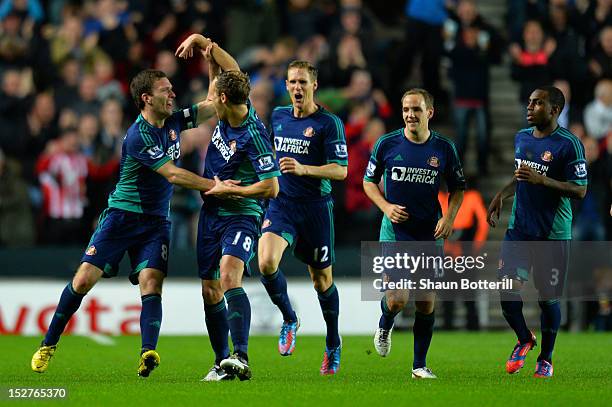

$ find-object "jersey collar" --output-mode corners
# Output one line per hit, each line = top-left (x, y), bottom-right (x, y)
(234, 101), (256, 128)
(137, 114), (157, 129)
(403, 128), (433, 145)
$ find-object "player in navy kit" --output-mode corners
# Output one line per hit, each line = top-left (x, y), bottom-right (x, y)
(31, 68), (232, 377)
(363, 88), (465, 379)
(176, 34), (280, 382)
(487, 86), (587, 378)
(256, 61), (347, 374)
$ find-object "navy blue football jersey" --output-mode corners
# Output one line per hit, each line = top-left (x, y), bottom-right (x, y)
(108, 106), (198, 217)
(203, 103), (280, 216)
(509, 126), (587, 239)
(271, 105), (347, 200)
(364, 129), (466, 241)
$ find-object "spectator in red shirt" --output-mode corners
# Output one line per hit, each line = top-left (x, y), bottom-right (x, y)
(510, 20), (556, 103)
(36, 127), (117, 244)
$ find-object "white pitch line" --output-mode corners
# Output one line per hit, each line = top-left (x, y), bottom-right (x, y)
(87, 334), (116, 346)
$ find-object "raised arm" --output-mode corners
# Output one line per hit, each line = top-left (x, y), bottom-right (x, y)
(192, 43), (220, 125)
(207, 41), (240, 73)
(205, 43), (221, 84)
(175, 33), (239, 72)
(176, 35), (242, 125)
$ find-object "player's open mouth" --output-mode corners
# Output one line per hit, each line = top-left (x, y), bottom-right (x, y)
(294, 94), (303, 101)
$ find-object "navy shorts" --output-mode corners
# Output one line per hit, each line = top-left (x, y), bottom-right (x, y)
(81, 208), (171, 285)
(197, 207), (260, 280)
(498, 229), (570, 298)
(380, 216), (438, 242)
(380, 240), (445, 287)
(262, 196), (335, 269)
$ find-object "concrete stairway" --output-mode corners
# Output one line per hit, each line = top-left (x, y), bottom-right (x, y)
(453, 0), (523, 240)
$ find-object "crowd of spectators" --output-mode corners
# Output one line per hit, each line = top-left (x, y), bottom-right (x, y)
(0, 0), (610, 249)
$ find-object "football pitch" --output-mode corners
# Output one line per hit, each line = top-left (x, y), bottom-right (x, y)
(1, 333), (610, 406)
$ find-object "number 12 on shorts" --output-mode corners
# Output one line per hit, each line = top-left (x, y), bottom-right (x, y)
(232, 231), (252, 252)
(314, 246), (329, 263)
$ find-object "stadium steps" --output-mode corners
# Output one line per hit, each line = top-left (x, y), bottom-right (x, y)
(459, 2), (524, 241)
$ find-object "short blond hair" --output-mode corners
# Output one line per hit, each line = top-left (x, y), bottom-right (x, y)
(288, 60), (318, 81)
(401, 88), (434, 109)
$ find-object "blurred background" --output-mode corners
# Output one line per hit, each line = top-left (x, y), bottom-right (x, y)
(0, 0), (610, 334)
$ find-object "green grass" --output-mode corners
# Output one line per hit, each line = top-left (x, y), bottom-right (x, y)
(1, 333), (611, 406)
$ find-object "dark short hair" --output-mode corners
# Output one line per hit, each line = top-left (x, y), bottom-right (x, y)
(215, 70), (250, 105)
(287, 60), (318, 81)
(130, 69), (167, 110)
(401, 88), (434, 109)
(536, 85), (565, 114)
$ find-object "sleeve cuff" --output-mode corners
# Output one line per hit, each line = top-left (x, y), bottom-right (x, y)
(258, 170), (281, 181)
(568, 179), (588, 185)
(191, 104), (198, 127)
(327, 159), (348, 166)
(151, 156), (171, 170)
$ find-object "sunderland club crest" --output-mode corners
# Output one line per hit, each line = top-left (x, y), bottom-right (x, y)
(541, 151), (553, 162)
(303, 127), (315, 137)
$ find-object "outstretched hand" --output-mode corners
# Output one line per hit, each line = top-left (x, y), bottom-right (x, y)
(175, 34), (209, 59)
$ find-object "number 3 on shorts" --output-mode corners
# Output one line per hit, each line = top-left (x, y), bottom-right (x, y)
(232, 231), (252, 252)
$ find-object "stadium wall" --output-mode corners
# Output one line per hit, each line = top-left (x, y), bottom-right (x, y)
(0, 279), (378, 336)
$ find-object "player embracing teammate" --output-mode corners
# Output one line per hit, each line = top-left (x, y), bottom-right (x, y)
(176, 35), (280, 381)
(31, 66), (239, 377)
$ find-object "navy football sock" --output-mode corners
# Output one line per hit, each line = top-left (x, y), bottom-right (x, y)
(204, 299), (230, 365)
(379, 295), (401, 330)
(140, 294), (162, 352)
(538, 300), (561, 363)
(225, 287), (251, 360)
(44, 283), (85, 346)
(317, 283), (340, 349)
(413, 310), (435, 369)
(260, 269), (297, 322)
(500, 290), (532, 343)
